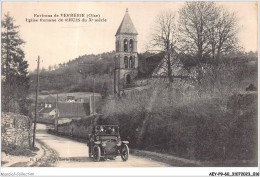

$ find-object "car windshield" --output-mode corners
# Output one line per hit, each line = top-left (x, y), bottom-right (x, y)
(95, 125), (119, 135)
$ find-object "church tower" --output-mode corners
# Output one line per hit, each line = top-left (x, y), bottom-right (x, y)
(114, 8), (138, 95)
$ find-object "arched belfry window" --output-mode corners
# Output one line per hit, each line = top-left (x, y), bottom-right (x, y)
(124, 39), (128, 52)
(129, 39), (134, 52)
(129, 56), (133, 68)
(132, 57), (135, 68)
(124, 56), (128, 68)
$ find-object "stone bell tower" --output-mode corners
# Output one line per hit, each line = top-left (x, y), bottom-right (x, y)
(114, 8), (138, 96)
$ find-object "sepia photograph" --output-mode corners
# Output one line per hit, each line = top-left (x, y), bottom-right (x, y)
(1, 0), (259, 176)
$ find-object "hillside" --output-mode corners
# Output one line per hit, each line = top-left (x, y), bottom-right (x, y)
(28, 51), (162, 95)
(29, 51), (116, 95)
(28, 51), (257, 96)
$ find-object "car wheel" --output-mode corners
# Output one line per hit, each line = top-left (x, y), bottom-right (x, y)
(93, 145), (101, 162)
(121, 144), (129, 161)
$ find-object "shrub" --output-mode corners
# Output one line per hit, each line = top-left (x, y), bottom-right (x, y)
(101, 80), (257, 162)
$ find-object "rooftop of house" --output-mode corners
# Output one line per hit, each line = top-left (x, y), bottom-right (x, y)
(43, 95), (56, 103)
(39, 107), (56, 114)
(58, 102), (90, 118)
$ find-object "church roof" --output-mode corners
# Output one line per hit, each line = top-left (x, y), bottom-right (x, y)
(115, 8), (138, 36)
(137, 52), (165, 79)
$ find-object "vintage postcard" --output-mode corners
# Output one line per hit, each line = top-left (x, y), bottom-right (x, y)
(1, 1), (259, 176)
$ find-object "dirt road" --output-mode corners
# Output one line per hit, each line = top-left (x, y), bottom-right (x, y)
(36, 124), (170, 167)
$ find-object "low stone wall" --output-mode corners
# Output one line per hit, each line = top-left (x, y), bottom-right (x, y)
(56, 115), (103, 140)
(57, 118), (93, 140)
(1, 112), (32, 147)
(37, 118), (54, 124)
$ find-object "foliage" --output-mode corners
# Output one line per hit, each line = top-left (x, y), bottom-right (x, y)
(149, 2), (241, 86)
(101, 82), (109, 99)
(28, 51), (162, 95)
(29, 51), (116, 94)
(102, 55), (257, 162)
(2, 144), (39, 157)
(178, 2), (239, 63)
(150, 10), (181, 85)
(1, 13), (30, 115)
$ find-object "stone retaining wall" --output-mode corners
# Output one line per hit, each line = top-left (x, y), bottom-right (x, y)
(57, 118), (93, 139)
(1, 112), (32, 147)
(56, 115), (102, 140)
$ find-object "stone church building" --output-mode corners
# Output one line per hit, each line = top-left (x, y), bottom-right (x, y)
(113, 9), (189, 96)
(113, 8), (169, 96)
(114, 8), (139, 96)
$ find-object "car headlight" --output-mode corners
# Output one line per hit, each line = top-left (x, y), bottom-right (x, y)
(116, 141), (122, 146)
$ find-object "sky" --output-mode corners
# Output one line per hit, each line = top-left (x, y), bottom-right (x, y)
(1, 1), (258, 71)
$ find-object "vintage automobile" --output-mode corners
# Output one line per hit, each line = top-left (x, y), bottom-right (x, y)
(88, 125), (129, 162)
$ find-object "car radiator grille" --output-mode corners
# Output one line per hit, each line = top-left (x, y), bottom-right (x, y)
(105, 141), (117, 155)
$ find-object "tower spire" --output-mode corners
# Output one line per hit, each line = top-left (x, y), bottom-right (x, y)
(114, 8), (138, 96)
(115, 8), (138, 36)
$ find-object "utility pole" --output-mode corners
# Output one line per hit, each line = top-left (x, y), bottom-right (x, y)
(93, 78), (95, 117)
(32, 56), (40, 147)
(56, 93), (59, 117)
(78, 63), (100, 118)
(55, 93), (59, 134)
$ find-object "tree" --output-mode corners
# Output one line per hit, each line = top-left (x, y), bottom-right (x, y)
(48, 65), (53, 71)
(1, 13), (29, 114)
(149, 11), (189, 105)
(207, 7), (238, 63)
(41, 67), (46, 73)
(150, 11), (183, 85)
(179, 2), (216, 63)
(101, 82), (109, 99)
(178, 2), (239, 85)
(179, 2), (238, 64)
(53, 64), (58, 70)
